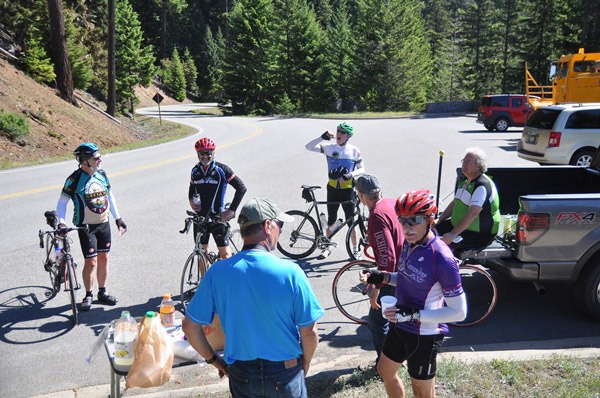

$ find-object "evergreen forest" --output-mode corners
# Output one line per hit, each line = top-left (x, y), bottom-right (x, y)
(1, 0), (599, 115)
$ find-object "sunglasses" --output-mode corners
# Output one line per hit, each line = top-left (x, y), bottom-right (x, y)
(337, 129), (347, 134)
(198, 151), (213, 157)
(272, 219), (284, 229)
(91, 156), (102, 162)
(398, 216), (427, 226)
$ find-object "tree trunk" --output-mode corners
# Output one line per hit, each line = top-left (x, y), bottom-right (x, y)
(47, 0), (78, 106)
(107, 0), (116, 116)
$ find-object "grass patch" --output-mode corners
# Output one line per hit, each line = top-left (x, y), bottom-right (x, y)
(194, 355), (600, 398)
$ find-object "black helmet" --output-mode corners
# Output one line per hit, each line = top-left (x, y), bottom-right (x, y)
(73, 142), (99, 163)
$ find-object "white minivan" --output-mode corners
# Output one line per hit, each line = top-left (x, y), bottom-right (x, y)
(517, 103), (600, 166)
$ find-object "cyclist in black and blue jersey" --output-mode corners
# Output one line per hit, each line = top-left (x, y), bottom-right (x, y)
(189, 137), (247, 259)
(56, 142), (127, 312)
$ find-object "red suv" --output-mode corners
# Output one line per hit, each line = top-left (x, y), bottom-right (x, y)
(476, 94), (532, 131)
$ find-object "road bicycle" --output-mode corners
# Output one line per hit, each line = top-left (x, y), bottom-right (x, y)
(277, 185), (368, 260)
(332, 244), (498, 327)
(179, 210), (241, 310)
(38, 210), (87, 325)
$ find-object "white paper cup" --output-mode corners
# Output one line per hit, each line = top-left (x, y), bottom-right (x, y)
(380, 295), (397, 316)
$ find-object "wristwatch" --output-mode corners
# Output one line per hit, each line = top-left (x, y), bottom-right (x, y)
(205, 353), (218, 364)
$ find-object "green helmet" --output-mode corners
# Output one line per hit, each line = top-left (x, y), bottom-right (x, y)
(337, 122), (355, 137)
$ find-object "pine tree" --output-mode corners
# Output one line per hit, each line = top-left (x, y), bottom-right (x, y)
(323, 0), (356, 110)
(115, 0), (156, 113)
(354, 0), (432, 111)
(183, 48), (199, 96)
(272, 0), (327, 112)
(23, 26), (57, 84)
(168, 48), (187, 101)
(201, 26), (226, 101)
(223, 0), (279, 115)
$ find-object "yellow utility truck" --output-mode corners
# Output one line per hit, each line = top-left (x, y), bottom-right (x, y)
(526, 48), (600, 109)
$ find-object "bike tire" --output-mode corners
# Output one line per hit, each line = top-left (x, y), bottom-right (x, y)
(346, 218), (369, 260)
(229, 228), (243, 255)
(44, 235), (61, 298)
(66, 257), (78, 325)
(277, 210), (318, 259)
(449, 264), (498, 327)
(180, 252), (209, 311)
(332, 260), (375, 324)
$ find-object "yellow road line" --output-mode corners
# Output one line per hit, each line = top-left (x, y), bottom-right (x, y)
(0, 119), (262, 200)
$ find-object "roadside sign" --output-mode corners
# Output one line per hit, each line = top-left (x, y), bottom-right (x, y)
(152, 93), (164, 104)
(153, 93), (164, 124)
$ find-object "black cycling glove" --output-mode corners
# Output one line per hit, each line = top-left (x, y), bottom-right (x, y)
(116, 218), (127, 230)
(362, 268), (385, 284)
(321, 131), (332, 140)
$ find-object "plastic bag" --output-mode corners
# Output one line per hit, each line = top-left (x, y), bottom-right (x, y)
(126, 312), (174, 388)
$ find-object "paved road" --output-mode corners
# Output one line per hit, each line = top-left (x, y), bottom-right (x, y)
(1, 107), (598, 398)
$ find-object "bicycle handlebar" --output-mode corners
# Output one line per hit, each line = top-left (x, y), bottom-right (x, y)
(179, 211), (224, 235)
(38, 225), (89, 249)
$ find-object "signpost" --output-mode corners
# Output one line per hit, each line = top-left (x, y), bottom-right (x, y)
(152, 93), (164, 124)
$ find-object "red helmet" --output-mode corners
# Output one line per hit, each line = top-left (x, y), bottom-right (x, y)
(395, 189), (438, 217)
(195, 137), (216, 151)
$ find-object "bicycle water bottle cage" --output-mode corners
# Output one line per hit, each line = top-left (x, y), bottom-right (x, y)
(44, 210), (58, 228)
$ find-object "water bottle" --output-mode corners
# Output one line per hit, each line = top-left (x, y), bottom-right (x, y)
(192, 193), (201, 209)
(55, 242), (63, 264)
(114, 310), (137, 366)
(332, 219), (344, 231)
(160, 294), (176, 327)
(319, 212), (328, 227)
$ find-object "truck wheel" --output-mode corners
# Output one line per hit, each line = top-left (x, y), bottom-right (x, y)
(576, 264), (600, 322)
(569, 148), (595, 167)
(494, 118), (509, 132)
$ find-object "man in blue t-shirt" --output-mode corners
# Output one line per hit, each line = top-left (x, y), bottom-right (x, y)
(183, 198), (324, 398)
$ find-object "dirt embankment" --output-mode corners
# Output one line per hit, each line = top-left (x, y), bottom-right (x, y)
(0, 57), (187, 166)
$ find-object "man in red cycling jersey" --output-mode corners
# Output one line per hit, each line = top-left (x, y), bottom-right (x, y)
(354, 174), (404, 365)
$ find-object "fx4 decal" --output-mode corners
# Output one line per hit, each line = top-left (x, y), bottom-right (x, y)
(555, 212), (596, 223)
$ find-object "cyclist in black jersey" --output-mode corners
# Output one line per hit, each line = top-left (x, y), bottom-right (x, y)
(189, 137), (247, 259)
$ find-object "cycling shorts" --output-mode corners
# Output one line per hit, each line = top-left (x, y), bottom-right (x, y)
(77, 221), (111, 258)
(382, 327), (444, 380)
(194, 221), (231, 247)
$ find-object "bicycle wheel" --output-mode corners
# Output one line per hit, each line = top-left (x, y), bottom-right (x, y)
(449, 264), (498, 327)
(346, 218), (369, 260)
(277, 210), (318, 259)
(44, 235), (61, 298)
(65, 257), (78, 325)
(332, 260), (375, 324)
(229, 228), (243, 254)
(180, 252), (209, 311)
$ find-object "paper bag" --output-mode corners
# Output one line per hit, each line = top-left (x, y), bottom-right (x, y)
(126, 313), (174, 388)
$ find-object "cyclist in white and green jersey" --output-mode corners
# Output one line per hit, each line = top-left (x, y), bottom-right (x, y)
(435, 147), (500, 250)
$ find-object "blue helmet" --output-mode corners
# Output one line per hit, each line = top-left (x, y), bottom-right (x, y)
(73, 142), (99, 163)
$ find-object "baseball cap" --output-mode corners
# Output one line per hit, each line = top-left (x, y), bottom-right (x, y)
(355, 174), (382, 194)
(238, 198), (294, 230)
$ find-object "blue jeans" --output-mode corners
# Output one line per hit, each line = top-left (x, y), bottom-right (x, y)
(367, 284), (395, 362)
(229, 358), (307, 398)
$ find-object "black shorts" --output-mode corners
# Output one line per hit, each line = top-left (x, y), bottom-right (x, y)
(382, 327), (444, 380)
(194, 221), (231, 247)
(77, 221), (111, 258)
(326, 185), (356, 226)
